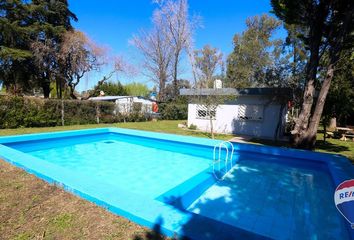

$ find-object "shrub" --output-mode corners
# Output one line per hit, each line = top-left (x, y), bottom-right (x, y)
(159, 103), (187, 120)
(188, 124), (197, 130)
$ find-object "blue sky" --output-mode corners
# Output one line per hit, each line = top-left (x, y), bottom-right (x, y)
(68, 0), (276, 91)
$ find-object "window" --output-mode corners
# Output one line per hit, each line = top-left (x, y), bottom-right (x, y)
(196, 105), (216, 120)
(238, 104), (263, 121)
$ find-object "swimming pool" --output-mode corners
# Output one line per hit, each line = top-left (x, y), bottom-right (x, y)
(0, 128), (353, 239)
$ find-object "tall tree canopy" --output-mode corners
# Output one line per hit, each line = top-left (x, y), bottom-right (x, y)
(226, 14), (282, 88)
(194, 45), (223, 88)
(271, 0), (354, 149)
(125, 82), (150, 97)
(0, 0), (77, 97)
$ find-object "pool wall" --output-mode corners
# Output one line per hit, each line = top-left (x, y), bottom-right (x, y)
(0, 127), (353, 239)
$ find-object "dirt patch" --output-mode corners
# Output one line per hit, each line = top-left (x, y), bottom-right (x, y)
(0, 160), (169, 240)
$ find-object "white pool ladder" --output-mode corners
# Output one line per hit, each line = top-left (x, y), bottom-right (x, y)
(212, 141), (234, 180)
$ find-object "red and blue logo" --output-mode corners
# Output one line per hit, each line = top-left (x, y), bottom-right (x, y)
(334, 179), (354, 229)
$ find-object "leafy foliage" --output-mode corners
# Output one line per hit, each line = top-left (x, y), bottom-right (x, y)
(0, 0), (77, 97)
(125, 82), (150, 97)
(90, 81), (127, 97)
(226, 14), (282, 88)
(323, 51), (354, 125)
(194, 45), (223, 88)
(159, 103), (187, 120)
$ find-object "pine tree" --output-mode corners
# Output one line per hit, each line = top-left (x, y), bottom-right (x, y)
(0, 0), (77, 97)
(271, 0), (354, 149)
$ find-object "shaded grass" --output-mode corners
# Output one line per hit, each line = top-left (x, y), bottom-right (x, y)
(249, 132), (354, 163)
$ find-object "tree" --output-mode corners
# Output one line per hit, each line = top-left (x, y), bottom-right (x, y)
(323, 51), (354, 126)
(283, 24), (307, 90)
(91, 81), (127, 97)
(125, 82), (150, 97)
(131, 11), (173, 101)
(58, 31), (106, 99)
(272, 0), (354, 149)
(194, 45), (223, 88)
(164, 79), (191, 100)
(31, 39), (60, 97)
(226, 14), (282, 88)
(0, 0), (77, 97)
(153, 0), (198, 98)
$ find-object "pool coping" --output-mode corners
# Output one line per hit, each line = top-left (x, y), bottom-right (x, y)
(0, 127), (353, 239)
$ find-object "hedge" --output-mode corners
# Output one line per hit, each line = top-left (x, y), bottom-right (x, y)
(159, 103), (188, 120)
(0, 96), (150, 129)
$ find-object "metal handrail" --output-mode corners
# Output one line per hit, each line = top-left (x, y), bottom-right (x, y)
(212, 141), (234, 180)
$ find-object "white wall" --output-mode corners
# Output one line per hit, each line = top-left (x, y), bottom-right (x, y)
(187, 96), (287, 139)
(115, 97), (153, 114)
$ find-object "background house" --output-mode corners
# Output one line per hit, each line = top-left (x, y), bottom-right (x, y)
(89, 96), (156, 114)
(180, 88), (292, 140)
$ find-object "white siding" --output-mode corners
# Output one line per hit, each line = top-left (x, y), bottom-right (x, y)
(187, 96), (287, 139)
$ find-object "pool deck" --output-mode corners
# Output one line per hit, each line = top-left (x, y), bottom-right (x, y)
(0, 127), (353, 239)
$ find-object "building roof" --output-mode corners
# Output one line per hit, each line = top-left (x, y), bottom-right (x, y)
(89, 96), (156, 102)
(89, 96), (131, 101)
(180, 88), (292, 97)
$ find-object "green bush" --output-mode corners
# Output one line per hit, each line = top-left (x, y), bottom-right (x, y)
(159, 103), (187, 120)
(0, 96), (151, 129)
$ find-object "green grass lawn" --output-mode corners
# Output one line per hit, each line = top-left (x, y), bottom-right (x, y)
(0, 120), (233, 140)
(249, 132), (354, 163)
(0, 120), (352, 162)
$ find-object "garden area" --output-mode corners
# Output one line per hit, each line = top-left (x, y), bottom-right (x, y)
(1, 0), (353, 239)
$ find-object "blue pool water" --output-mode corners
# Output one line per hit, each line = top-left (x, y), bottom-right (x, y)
(0, 128), (353, 239)
(188, 158), (348, 239)
(26, 134), (211, 198)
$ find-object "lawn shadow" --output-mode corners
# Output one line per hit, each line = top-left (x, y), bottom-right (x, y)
(315, 140), (350, 153)
(133, 216), (175, 240)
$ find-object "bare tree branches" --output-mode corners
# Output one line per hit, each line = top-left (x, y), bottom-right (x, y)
(132, 0), (200, 100)
(155, 0), (200, 97)
(58, 31), (106, 99)
(130, 16), (173, 100)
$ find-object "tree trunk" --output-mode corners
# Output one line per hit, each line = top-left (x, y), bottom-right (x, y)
(291, 2), (328, 147)
(173, 52), (179, 98)
(209, 116), (214, 139)
(61, 99), (65, 126)
(300, 63), (334, 149)
(42, 80), (50, 98)
(68, 84), (77, 99)
(292, 78), (316, 145)
(274, 103), (285, 141)
(158, 75), (166, 101)
(96, 103), (100, 124)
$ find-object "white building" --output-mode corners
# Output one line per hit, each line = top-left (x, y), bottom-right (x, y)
(180, 88), (292, 140)
(89, 96), (156, 114)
